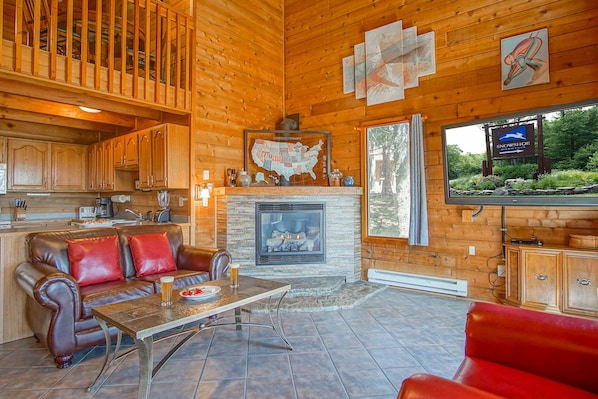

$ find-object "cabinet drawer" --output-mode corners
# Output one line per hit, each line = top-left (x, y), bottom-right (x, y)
(563, 252), (598, 317)
(521, 249), (561, 313)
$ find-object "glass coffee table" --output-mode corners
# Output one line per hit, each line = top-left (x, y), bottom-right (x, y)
(87, 276), (292, 399)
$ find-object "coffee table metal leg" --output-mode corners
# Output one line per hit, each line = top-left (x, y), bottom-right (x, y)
(268, 292), (292, 350)
(134, 336), (154, 399)
(88, 317), (113, 393)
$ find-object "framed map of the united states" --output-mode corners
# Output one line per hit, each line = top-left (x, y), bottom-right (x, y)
(244, 130), (331, 186)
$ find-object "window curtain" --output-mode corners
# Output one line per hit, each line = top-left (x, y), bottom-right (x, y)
(408, 114), (429, 246)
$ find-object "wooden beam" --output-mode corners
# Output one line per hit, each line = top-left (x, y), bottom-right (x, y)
(0, 118), (109, 144)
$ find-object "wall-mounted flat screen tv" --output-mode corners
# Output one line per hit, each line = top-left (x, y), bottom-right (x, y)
(442, 99), (598, 207)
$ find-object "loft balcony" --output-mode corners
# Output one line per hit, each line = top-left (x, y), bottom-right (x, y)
(0, 0), (193, 114)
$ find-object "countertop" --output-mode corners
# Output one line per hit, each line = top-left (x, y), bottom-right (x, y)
(0, 219), (190, 237)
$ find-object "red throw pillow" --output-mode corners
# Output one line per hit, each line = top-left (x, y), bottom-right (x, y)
(128, 232), (177, 277)
(67, 235), (124, 287)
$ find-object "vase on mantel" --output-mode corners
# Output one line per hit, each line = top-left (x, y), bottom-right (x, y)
(329, 169), (343, 186)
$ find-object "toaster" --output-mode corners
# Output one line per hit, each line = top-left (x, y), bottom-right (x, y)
(78, 206), (96, 219)
(153, 209), (171, 223)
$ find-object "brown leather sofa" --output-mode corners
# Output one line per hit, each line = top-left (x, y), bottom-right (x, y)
(15, 224), (231, 368)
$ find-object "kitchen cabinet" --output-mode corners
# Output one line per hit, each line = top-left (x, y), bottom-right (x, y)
(563, 250), (598, 317)
(0, 233), (33, 343)
(505, 244), (598, 318)
(88, 143), (99, 191)
(138, 123), (189, 190)
(113, 132), (138, 168)
(7, 138), (50, 191)
(0, 137), (7, 163)
(51, 143), (87, 191)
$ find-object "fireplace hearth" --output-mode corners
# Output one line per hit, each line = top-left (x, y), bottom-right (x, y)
(256, 202), (325, 265)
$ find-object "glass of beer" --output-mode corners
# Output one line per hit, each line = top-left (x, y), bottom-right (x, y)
(229, 263), (240, 288)
(160, 276), (175, 306)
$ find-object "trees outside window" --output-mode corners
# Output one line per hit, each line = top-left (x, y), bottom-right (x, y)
(364, 121), (410, 240)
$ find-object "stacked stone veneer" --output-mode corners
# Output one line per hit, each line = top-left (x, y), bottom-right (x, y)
(215, 187), (362, 282)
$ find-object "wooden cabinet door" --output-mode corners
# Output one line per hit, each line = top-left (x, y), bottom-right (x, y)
(51, 143), (87, 191)
(151, 126), (168, 188)
(138, 129), (152, 188)
(504, 245), (521, 305)
(521, 248), (561, 313)
(7, 139), (49, 191)
(0, 137), (7, 163)
(88, 143), (98, 191)
(123, 132), (139, 167)
(563, 251), (598, 317)
(113, 137), (125, 168)
(101, 140), (114, 191)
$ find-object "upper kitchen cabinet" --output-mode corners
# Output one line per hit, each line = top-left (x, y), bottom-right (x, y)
(7, 139), (50, 191)
(51, 144), (87, 191)
(8, 139), (88, 192)
(138, 124), (189, 190)
(0, 137), (7, 163)
(113, 133), (139, 169)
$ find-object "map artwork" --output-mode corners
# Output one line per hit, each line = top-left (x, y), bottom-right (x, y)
(251, 139), (323, 180)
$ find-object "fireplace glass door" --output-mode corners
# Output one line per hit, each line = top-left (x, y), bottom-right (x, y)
(256, 202), (325, 265)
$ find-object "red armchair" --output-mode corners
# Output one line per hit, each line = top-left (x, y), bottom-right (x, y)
(398, 302), (598, 399)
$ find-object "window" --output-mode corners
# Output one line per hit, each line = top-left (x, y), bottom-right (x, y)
(363, 120), (411, 240)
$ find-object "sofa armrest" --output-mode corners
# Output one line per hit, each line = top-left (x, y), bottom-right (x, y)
(177, 246), (232, 280)
(398, 374), (507, 399)
(464, 302), (598, 394)
(16, 261), (82, 320)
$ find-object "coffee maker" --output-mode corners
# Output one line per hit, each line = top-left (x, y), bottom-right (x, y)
(95, 197), (114, 218)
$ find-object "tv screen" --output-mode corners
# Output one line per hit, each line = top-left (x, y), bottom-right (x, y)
(442, 99), (598, 207)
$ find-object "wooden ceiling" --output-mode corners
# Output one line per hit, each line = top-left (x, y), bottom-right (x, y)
(0, 76), (189, 145)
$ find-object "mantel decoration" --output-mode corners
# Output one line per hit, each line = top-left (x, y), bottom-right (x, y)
(501, 28), (549, 91)
(244, 130), (331, 186)
(343, 20), (436, 106)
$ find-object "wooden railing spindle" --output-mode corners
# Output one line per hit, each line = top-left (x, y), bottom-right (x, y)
(107, 0), (115, 93)
(14, 0), (24, 73)
(120, 0), (127, 94)
(65, 0), (74, 83)
(48, 0), (57, 80)
(94, 0), (103, 90)
(32, 0), (41, 76)
(80, 1), (89, 87)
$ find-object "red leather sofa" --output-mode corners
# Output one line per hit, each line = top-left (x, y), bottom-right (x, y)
(398, 302), (598, 399)
(16, 224), (231, 368)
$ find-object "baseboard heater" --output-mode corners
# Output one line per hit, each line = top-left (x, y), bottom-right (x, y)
(367, 269), (468, 297)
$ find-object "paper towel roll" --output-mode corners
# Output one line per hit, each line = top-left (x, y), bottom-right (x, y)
(111, 195), (131, 203)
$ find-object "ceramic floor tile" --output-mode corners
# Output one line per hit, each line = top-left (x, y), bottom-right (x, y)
(337, 368), (396, 397)
(245, 374), (296, 399)
(0, 287), (471, 399)
(293, 373), (348, 399)
(289, 352), (335, 375)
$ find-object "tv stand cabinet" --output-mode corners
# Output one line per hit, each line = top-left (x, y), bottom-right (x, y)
(504, 244), (598, 318)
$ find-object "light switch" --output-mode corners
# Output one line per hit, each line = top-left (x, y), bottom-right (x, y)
(469, 246), (476, 256)
(203, 169), (210, 180)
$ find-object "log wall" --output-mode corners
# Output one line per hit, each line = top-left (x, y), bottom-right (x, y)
(193, 0), (284, 246)
(283, 0), (598, 301)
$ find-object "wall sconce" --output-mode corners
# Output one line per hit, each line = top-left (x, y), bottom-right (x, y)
(195, 184), (210, 207)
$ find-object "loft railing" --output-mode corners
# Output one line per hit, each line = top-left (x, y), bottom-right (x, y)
(1, 0), (193, 112)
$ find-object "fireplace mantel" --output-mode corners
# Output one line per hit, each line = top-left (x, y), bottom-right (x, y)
(215, 186), (362, 282)
(213, 186), (362, 196)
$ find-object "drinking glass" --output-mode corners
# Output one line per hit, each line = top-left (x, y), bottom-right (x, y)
(160, 276), (175, 306)
(229, 263), (240, 288)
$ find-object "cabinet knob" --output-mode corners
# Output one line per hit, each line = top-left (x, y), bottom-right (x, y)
(534, 273), (548, 281)
(576, 278), (592, 286)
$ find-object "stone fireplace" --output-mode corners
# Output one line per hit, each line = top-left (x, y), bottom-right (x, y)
(214, 187), (362, 282)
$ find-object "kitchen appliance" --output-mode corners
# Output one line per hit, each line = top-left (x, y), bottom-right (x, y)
(95, 197), (114, 218)
(153, 208), (171, 223)
(78, 206), (96, 219)
(154, 190), (171, 222)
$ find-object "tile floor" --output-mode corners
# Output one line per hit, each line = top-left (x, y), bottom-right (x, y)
(0, 287), (472, 399)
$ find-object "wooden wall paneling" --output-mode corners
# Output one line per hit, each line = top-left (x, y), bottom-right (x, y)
(193, 0), (284, 246)
(285, 0), (598, 302)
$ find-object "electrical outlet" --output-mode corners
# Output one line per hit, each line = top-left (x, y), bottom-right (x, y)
(497, 265), (506, 277)
(468, 246), (475, 256)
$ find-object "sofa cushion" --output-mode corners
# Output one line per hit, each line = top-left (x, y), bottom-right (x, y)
(79, 279), (156, 319)
(128, 232), (177, 277)
(66, 235), (124, 287)
(454, 357), (598, 399)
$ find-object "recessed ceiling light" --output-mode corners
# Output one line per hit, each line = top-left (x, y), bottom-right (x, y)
(79, 106), (101, 113)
